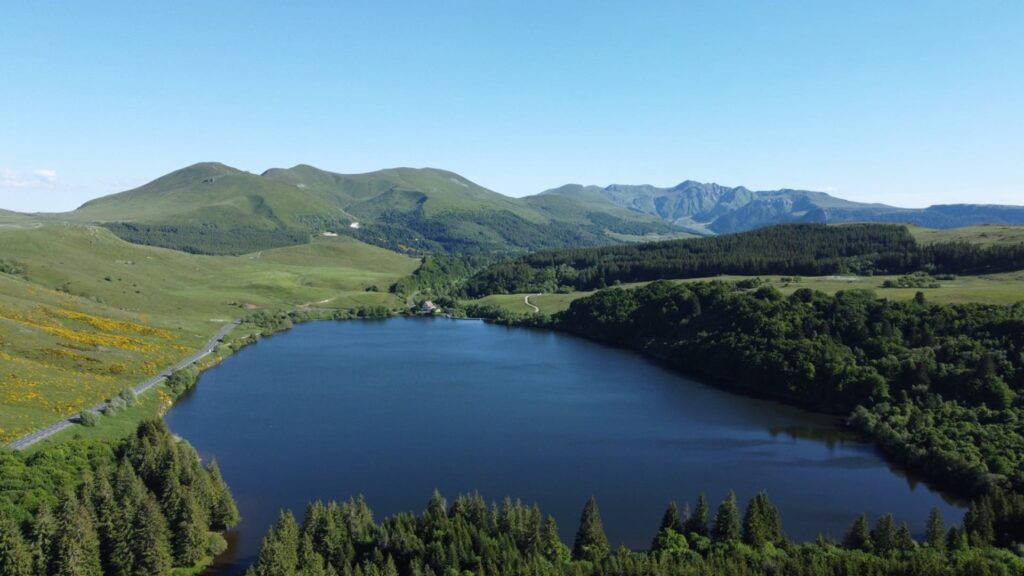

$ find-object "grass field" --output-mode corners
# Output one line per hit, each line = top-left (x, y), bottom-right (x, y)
(0, 224), (418, 442)
(908, 224), (1024, 246)
(463, 272), (1024, 316)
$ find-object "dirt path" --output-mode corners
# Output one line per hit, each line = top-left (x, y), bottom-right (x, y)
(525, 293), (541, 313)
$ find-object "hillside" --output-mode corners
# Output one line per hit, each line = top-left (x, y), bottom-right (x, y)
(15, 163), (1020, 256)
(67, 163), (676, 255)
(465, 223), (1024, 294)
(0, 223), (417, 442)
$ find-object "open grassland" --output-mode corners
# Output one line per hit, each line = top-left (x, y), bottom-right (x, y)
(463, 292), (596, 315)
(908, 224), (1024, 246)
(0, 224), (418, 442)
(464, 272), (1024, 316)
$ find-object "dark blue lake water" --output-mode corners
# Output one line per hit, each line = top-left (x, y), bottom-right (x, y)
(165, 317), (962, 574)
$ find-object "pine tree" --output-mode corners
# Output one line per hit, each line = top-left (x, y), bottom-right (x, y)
(163, 477), (208, 566)
(895, 522), (915, 552)
(659, 502), (683, 534)
(684, 494), (708, 537)
(30, 502), (55, 576)
(925, 507), (945, 551)
(49, 491), (102, 576)
(207, 458), (240, 530)
(964, 497), (995, 547)
(108, 460), (145, 576)
(253, 511), (300, 576)
(89, 469), (123, 575)
(0, 515), (32, 576)
(540, 515), (568, 564)
(130, 492), (173, 576)
(843, 514), (872, 552)
(571, 497), (609, 562)
(871, 514), (898, 555)
(297, 534), (333, 576)
(711, 492), (740, 542)
(742, 492), (783, 547)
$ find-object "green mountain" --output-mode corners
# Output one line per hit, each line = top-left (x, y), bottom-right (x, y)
(50, 163), (1024, 255)
(67, 163), (677, 255)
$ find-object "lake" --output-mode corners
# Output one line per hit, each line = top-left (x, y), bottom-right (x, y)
(165, 317), (962, 574)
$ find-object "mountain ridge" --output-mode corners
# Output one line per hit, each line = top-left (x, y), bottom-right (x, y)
(25, 161), (1024, 255)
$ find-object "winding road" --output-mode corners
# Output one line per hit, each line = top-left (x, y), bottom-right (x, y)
(7, 320), (239, 451)
(524, 293), (541, 313)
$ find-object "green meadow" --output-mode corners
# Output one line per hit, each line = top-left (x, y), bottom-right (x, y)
(462, 272), (1024, 316)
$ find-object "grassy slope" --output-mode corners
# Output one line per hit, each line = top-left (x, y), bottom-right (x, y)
(908, 224), (1024, 246)
(70, 163), (350, 228)
(0, 224), (417, 442)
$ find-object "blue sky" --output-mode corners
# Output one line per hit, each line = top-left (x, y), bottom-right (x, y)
(1, 1), (1021, 212)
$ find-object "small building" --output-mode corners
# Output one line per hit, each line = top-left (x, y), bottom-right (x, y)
(349, 222), (361, 229)
(321, 231), (338, 237)
(420, 300), (437, 314)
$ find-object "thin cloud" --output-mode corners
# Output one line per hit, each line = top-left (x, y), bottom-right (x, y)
(0, 167), (58, 188)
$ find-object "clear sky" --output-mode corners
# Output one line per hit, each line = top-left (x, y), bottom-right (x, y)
(1, 1), (1021, 212)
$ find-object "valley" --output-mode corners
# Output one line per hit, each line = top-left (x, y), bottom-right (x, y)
(2, 179), (1024, 576)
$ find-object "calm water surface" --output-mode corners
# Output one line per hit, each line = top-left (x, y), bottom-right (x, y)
(165, 317), (962, 574)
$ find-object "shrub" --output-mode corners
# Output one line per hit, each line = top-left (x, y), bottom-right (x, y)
(78, 411), (99, 427)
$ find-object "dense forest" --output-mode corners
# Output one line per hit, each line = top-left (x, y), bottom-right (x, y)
(0, 420), (238, 575)
(242, 490), (1024, 576)
(465, 224), (1024, 294)
(512, 280), (1024, 498)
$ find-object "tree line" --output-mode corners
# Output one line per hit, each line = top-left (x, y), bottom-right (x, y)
(0, 420), (238, 575)
(525, 280), (1024, 498)
(243, 490), (1024, 576)
(464, 224), (1024, 295)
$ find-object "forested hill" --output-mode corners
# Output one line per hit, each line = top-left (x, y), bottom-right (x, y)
(465, 224), (1024, 295)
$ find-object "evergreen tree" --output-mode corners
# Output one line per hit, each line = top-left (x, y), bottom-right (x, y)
(895, 522), (916, 552)
(49, 491), (102, 576)
(571, 497), (609, 562)
(253, 511), (301, 576)
(0, 515), (32, 576)
(925, 508), (946, 551)
(29, 502), (55, 576)
(163, 477), (208, 566)
(109, 460), (144, 576)
(207, 458), (240, 529)
(540, 515), (568, 565)
(871, 514), (899, 555)
(684, 494), (708, 537)
(297, 534), (333, 576)
(659, 502), (683, 534)
(741, 492), (783, 547)
(90, 469), (119, 574)
(130, 492), (173, 576)
(843, 514), (873, 552)
(711, 492), (740, 542)
(964, 497), (995, 547)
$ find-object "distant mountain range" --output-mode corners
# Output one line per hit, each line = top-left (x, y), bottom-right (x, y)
(538, 181), (1024, 236)
(48, 162), (1024, 254)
